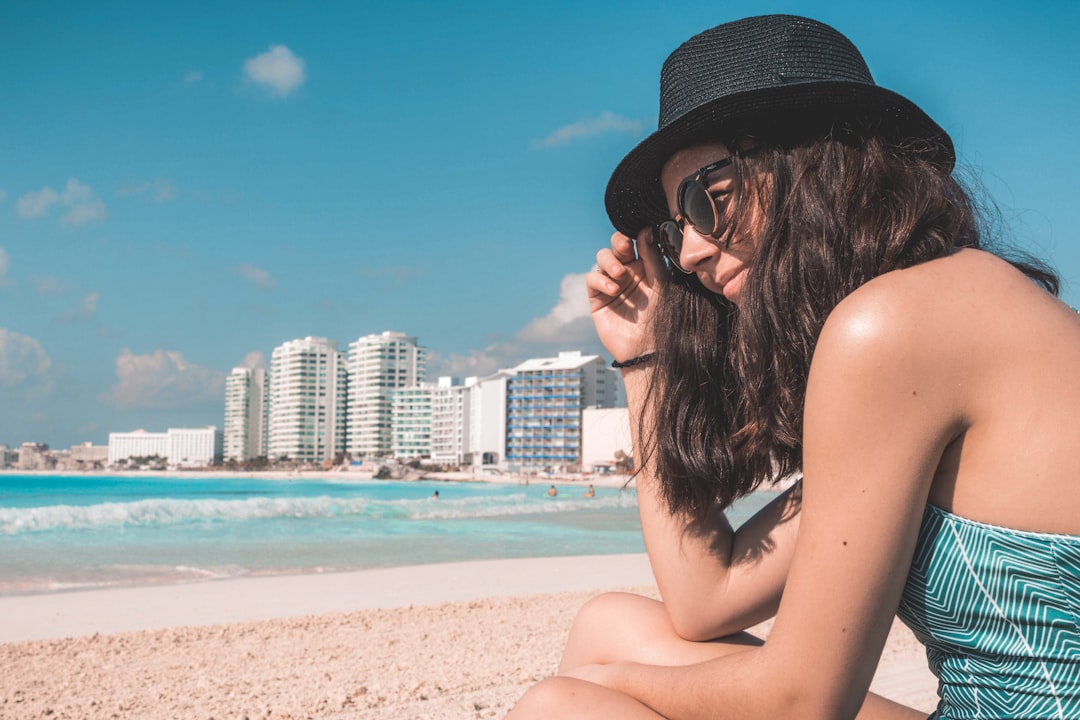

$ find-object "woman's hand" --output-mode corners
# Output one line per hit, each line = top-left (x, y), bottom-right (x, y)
(586, 228), (668, 363)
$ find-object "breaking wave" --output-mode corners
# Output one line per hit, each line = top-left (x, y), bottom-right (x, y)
(0, 491), (638, 535)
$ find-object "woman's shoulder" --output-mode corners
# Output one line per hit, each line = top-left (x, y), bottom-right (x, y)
(815, 249), (1062, 378)
(822, 249), (1050, 346)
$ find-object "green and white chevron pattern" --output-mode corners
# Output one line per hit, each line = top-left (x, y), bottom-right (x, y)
(897, 504), (1080, 719)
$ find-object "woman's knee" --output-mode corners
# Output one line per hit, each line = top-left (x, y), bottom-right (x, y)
(507, 677), (585, 719)
(560, 592), (669, 670)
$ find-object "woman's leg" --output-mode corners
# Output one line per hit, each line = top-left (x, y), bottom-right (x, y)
(512, 592), (931, 720)
(559, 591), (761, 673)
(507, 676), (666, 720)
(509, 593), (761, 719)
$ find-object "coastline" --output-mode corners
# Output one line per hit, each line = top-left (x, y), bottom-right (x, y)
(0, 467), (638, 488)
(0, 553), (939, 719)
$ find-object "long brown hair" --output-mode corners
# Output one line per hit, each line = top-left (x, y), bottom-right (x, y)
(643, 121), (1058, 521)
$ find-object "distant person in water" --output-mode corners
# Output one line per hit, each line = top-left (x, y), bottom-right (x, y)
(547, 485), (558, 497)
(584, 485), (595, 498)
(431, 490), (439, 499)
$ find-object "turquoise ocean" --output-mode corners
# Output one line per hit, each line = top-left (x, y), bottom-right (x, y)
(0, 474), (775, 596)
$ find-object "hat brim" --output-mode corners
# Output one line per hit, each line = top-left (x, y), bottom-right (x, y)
(604, 81), (954, 237)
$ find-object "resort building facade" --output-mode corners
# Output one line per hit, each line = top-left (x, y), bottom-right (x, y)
(391, 383), (433, 459)
(504, 351), (617, 471)
(107, 430), (168, 465)
(223, 367), (266, 462)
(266, 337), (348, 463)
(346, 331), (426, 458)
(430, 376), (472, 465)
(581, 407), (633, 472)
(469, 372), (509, 467)
(108, 427), (222, 467)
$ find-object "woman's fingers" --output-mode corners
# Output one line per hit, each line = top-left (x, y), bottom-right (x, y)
(610, 231), (638, 265)
(586, 265), (622, 300)
(596, 247), (628, 282)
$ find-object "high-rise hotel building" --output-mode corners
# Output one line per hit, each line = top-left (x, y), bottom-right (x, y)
(223, 367), (266, 462)
(430, 376), (472, 465)
(391, 382), (433, 459)
(347, 331), (426, 458)
(505, 351), (616, 470)
(266, 337), (348, 463)
(389, 376), (473, 463)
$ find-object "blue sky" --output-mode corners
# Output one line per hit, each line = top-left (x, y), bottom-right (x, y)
(2, 0), (1078, 449)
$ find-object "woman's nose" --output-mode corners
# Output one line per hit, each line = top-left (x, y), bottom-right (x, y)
(678, 225), (719, 271)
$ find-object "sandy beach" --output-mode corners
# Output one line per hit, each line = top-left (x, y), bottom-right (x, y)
(0, 554), (939, 719)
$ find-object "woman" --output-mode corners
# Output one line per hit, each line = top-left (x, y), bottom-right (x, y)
(508, 14), (1080, 720)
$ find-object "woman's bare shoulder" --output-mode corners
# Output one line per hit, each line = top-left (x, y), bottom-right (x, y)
(819, 249), (1057, 357)
(809, 248), (1071, 419)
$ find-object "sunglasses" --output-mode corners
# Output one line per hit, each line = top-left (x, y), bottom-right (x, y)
(656, 156), (733, 274)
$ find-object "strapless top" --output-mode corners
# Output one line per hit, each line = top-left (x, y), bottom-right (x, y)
(897, 503), (1080, 719)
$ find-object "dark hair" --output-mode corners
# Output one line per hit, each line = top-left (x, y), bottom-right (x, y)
(642, 120), (1058, 520)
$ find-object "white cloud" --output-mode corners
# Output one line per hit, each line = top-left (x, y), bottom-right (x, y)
(58, 292), (100, 323)
(99, 348), (226, 410)
(532, 111), (645, 149)
(239, 351), (265, 369)
(31, 275), (66, 296)
(61, 199), (107, 226)
(61, 177), (93, 205)
(60, 178), (107, 225)
(236, 263), (276, 289)
(16, 186), (59, 219)
(16, 179), (106, 225)
(426, 343), (525, 380)
(118, 178), (177, 202)
(243, 45), (307, 97)
(427, 270), (604, 379)
(516, 272), (596, 344)
(0, 329), (52, 390)
(0, 248), (11, 287)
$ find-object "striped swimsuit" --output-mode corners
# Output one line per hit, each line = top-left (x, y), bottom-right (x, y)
(897, 504), (1080, 719)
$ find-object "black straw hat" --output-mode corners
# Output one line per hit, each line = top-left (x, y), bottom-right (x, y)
(604, 14), (954, 237)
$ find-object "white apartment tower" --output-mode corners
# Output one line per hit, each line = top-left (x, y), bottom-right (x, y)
(430, 376), (472, 465)
(469, 372), (509, 467)
(223, 367), (266, 462)
(266, 337), (348, 463)
(347, 331), (426, 458)
(392, 383), (434, 459)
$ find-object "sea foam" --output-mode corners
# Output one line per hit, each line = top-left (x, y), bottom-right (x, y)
(0, 491), (638, 535)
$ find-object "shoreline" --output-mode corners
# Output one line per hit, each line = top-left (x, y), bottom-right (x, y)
(0, 467), (638, 489)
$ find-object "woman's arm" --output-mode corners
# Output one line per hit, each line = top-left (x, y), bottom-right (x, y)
(592, 231), (802, 640)
(624, 363), (801, 640)
(571, 278), (959, 719)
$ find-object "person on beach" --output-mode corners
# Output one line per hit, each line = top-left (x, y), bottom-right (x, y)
(509, 14), (1080, 720)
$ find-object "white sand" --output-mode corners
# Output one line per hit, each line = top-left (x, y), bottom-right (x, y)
(0, 555), (655, 643)
(0, 554), (939, 719)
